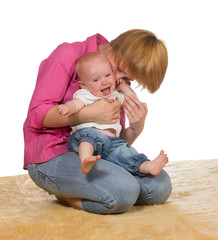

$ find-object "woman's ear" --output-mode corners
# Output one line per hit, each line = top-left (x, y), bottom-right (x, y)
(78, 81), (87, 89)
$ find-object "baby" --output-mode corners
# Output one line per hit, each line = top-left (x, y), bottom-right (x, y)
(58, 52), (168, 175)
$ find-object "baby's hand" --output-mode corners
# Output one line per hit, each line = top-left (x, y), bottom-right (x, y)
(58, 104), (71, 118)
(116, 79), (137, 98)
(116, 79), (128, 91)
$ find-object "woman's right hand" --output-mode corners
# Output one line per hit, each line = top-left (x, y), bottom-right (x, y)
(87, 98), (121, 124)
(43, 99), (121, 128)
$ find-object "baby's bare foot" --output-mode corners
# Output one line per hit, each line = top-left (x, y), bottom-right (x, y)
(139, 150), (168, 175)
(81, 155), (101, 174)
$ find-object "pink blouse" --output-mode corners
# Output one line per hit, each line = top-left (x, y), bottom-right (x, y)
(23, 34), (126, 169)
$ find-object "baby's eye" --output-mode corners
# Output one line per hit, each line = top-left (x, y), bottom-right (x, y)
(93, 79), (99, 82)
(106, 73), (111, 78)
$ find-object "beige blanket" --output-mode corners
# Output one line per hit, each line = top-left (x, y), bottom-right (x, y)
(0, 160), (217, 240)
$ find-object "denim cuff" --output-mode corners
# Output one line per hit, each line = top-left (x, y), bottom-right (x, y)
(133, 154), (150, 177)
(81, 199), (109, 215)
(72, 130), (104, 155)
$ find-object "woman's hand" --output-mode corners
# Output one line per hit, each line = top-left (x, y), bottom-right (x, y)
(124, 95), (148, 134)
(120, 95), (148, 144)
(43, 99), (121, 128)
(66, 98), (121, 126)
(88, 98), (121, 124)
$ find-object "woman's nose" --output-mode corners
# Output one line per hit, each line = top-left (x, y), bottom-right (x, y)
(115, 72), (125, 81)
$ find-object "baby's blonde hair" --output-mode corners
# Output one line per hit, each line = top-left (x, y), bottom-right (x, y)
(76, 52), (109, 81)
(110, 29), (168, 93)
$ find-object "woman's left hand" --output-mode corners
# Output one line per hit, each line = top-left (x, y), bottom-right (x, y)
(123, 95), (148, 136)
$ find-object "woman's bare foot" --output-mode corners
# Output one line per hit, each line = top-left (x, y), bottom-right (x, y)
(81, 155), (101, 174)
(139, 150), (168, 175)
(55, 196), (84, 210)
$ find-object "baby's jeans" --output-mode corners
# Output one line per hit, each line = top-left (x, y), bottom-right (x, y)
(68, 128), (149, 177)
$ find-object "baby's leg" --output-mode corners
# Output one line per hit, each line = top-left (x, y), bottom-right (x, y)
(139, 150), (168, 175)
(79, 142), (101, 175)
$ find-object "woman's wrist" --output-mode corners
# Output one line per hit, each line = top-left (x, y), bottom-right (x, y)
(120, 127), (140, 145)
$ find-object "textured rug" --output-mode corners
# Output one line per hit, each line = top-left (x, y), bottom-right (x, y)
(0, 160), (217, 240)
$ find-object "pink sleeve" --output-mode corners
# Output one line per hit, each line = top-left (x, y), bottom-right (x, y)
(27, 43), (80, 129)
(120, 107), (126, 130)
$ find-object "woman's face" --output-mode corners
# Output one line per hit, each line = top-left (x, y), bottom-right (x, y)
(114, 66), (134, 84)
(108, 56), (134, 83)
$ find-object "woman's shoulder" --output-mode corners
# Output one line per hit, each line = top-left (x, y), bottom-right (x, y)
(45, 34), (107, 63)
(50, 41), (84, 60)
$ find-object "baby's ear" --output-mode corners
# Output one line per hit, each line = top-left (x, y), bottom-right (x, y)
(78, 81), (86, 89)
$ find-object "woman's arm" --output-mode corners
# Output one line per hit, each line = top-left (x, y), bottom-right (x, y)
(119, 95), (148, 145)
(27, 43), (81, 130)
(43, 98), (122, 128)
(58, 99), (86, 119)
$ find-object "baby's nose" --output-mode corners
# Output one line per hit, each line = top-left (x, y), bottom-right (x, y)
(101, 78), (108, 85)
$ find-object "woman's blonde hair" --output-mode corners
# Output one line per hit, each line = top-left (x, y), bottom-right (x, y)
(110, 29), (168, 93)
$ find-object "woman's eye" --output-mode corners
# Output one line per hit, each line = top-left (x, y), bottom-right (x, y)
(118, 67), (123, 73)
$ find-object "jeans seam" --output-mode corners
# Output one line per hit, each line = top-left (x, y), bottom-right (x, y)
(81, 183), (118, 214)
(37, 170), (61, 195)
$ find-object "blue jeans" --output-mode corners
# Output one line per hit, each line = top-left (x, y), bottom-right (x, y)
(68, 128), (149, 177)
(27, 139), (172, 215)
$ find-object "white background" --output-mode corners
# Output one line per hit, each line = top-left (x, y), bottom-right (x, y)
(0, 0), (217, 177)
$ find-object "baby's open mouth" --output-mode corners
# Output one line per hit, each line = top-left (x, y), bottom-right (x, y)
(101, 87), (111, 96)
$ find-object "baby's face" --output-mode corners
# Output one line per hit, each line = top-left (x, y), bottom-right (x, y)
(80, 56), (116, 99)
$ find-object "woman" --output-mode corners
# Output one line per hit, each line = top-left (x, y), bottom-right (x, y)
(24, 29), (172, 214)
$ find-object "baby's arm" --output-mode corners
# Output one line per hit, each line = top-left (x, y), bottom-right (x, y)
(58, 98), (85, 118)
(116, 79), (137, 98)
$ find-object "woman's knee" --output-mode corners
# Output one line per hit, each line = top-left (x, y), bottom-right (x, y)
(136, 169), (172, 205)
(152, 170), (172, 204)
(112, 177), (140, 213)
(83, 173), (140, 214)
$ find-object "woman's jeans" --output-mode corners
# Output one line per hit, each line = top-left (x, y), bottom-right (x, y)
(68, 128), (149, 177)
(27, 151), (172, 214)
